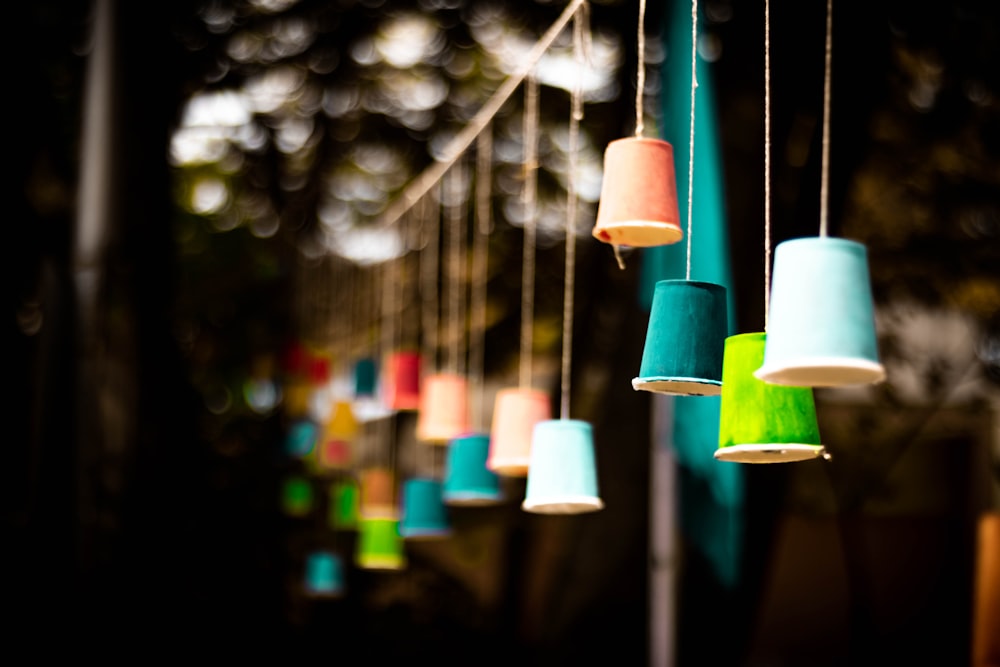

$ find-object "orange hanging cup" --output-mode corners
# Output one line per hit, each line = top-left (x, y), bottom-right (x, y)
(593, 137), (683, 248)
(487, 387), (552, 477)
(415, 372), (470, 444)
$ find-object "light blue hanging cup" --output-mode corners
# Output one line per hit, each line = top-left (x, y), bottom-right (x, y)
(632, 280), (728, 396)
(522, 419), (604, 515)
(399, 477), (451, 539)
(443, 433), (503, 506)
(755, 237), (885, 387)
(303, 550), (346, 598)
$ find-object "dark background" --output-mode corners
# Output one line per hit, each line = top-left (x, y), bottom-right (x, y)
(7, 0), (1000, 663)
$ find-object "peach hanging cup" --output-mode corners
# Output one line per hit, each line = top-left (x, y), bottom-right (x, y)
(359, 466), (398, 519)
(487, 387), (552, 477)
(593, 137), (683, 248)
(415, 372), (470, 444)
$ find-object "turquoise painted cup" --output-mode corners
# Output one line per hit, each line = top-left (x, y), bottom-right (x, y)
(633, 280), (728, 396)
(399, 477), (451, 539)
(523, 419), (604, 514)
(715, 332), (825, 463)
(354, 357), (378, 397)
(443, 433), (503, 506)
(355, 517), (406, 570)
(756, 237), (885, 387)
(285, 418), (318, 458)
(304, 550), (346, 597)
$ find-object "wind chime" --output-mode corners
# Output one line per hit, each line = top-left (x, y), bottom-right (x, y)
(401, 207), (452, 539)
(487, 73), (553, 479)
(444, 126), (504, 506)
(355, 260), (407, 568)
(630, 0), (729, 397)
(753, 0), (885, 388)
(415, 166), (472, 444)
(592, 0), (682, 258)
(714, 0), (825, 464)
(522, 6), (604, 515)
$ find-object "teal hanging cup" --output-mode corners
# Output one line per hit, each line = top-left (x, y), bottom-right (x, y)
(715, 332), (826, 463)
(523, 419), (604, 515)
(632, 279), (728, 396)
(354, 357), (378, 397)
(755, 237), (885, 387)
(443, 433), (503, 506)
(304, 550), (346, 598)
(399, 477), (451, 539)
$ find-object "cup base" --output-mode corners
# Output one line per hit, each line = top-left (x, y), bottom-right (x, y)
(443, 491), (504, 506)
(486, 457), (530, 478)
(632, 376), (722, 396)
(754, 357), (886, 387)
(522, 494), (605, 515)
(592, 220), (683, 247)
(400, 528), (451, 540)
(355, 556), (406, 571)
(713, 443), (827, 464)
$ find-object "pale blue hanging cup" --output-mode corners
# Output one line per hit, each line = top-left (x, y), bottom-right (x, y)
(522, 419), (604, 515)
(399, 477), (451, 539)
(443, 433), (503, 506)
(756, 237), (885, 387)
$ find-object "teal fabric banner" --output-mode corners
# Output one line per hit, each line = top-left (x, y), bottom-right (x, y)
(642, 0), (744, 588)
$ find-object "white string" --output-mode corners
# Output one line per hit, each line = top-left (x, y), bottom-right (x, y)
(819, 0), (833, 238)
(764, 0), (771, 331)
(685, 0), (699, 281)
(635, 0), (647, 136)
(561, 8), (585, 421)
(470, 126), (492, 430)
(520, 74), (539, 390)
(447, 163), (464, 375)
(420, 193), (440, 374)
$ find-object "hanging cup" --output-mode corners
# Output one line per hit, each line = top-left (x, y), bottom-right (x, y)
(285, 418), (319, 458)
(355, 517), (406, 571)
(633, 279), (728, 396)
(281, 476), (313, 517)
(329, 478), (360, 530)
(714, 332), (825, 463)
(488, 387), (552, 477)
(523, 419), (604, 514)
(755, 237), (885, 387)
(382, 350), (422, 411)
(303, 550), (346, 598)
(593, 137), (683, 248)
(415, 373), (470, 444)
(399, 477), (451, 539)
(359, 466), (398, 519)
(354, 357), (378, 398)
(444, 433), (503, 506)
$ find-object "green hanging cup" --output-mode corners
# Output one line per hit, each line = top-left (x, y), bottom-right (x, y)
(355, 517), (406, 571)
(328, 478), (360, 530)
(714, 332), (826, 463)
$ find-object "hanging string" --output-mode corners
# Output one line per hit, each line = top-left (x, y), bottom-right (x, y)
(685, 0), (699, 281)
(764, 0), (772, 331)
(520, 73), (540, 391)
(381, 255), (395, 370)
(446, 161), (466, 376)
(818, 0), (833, 238)
(377, 0), (588, 230)
(560, 8), (585, 421)
(420, 193), (440, 374)
(470, 124), (493, 430)
(635, 0), (647, 136)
